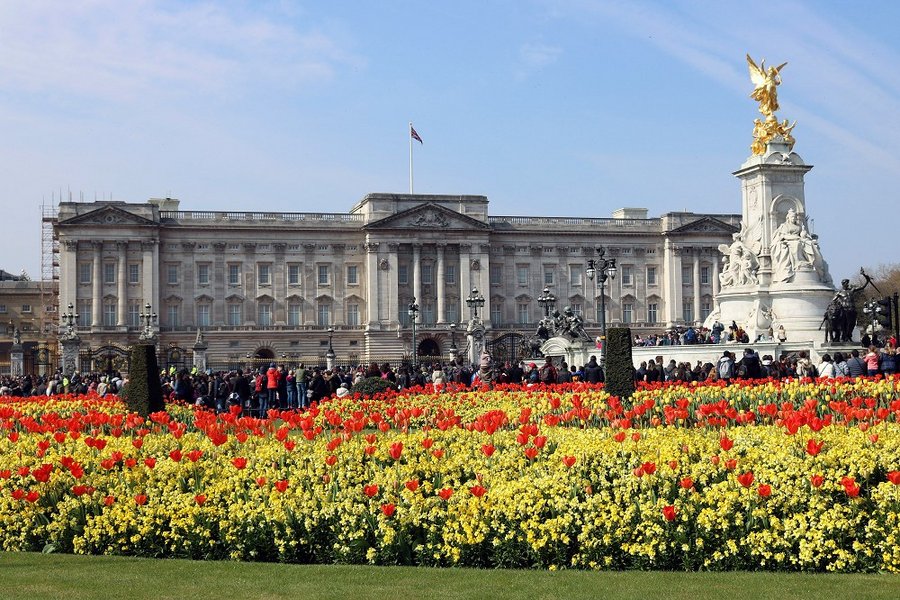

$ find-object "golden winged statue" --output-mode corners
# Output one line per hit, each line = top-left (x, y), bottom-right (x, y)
(747, 54), (795, 155)
(747, 54), (787, 117)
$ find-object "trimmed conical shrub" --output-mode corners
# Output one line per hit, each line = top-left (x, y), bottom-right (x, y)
(122, 344), (165, 417)
(604, 327), (635, 399)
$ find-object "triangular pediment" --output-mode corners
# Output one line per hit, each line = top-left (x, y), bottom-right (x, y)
(364, 203), (490, 231)
(668, 217), (739, 235)
(58, 205), (158, 227)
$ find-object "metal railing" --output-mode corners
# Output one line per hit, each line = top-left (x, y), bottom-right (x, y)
(160, 211), (364, 223)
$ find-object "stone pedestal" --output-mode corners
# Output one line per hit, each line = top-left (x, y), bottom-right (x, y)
(467, 318), (485, 367)
(540, 337), (591, 369)
(9, 344), (24, 377)
(61, 338), (81, 376)
(192, 329), (208, 373)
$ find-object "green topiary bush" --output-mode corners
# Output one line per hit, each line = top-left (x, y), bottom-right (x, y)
(604, 327), (635, 400)
(123, 344), (166, 417)
(350, 376), (396, 397)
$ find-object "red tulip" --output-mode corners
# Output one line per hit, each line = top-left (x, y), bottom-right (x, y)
(236, 432), (249, 444)
(132, 439), (143, 450)
(389, 442), (404, 461)
(524, 447), (539, 460)
(469, 485), (487, 498)
(679, 477), (694, 490)
(613, 432), (626, 443)
(8, 432), (19, 443)
(104, 495), (115, 506)
(641, 462), (657, 475)
(438, 488), (454, 500)
(0, 470), (10, 479)
(810, 474), (824, 488)
(719, 437), (734, 451)
(887, 471), (900, 485)
(325, 454), (338, 466)
(11, 489), (25, 501)
(405, 479), (419, 492)
(481, 444), (496, 457)
(662, 505), (677, 522)
(256, 477), (267, 487)
(562, 455), (577, 468)
(274, 479), (289, 493)
(365, 434), (377, 444)
(25, 490), (40, 503)
(725, 459), (737, 471)
(421, 437), (434, 449)
(364, 484), (379, 498)
(432, 449), (444, 459)
(845, 483), (860, 498)
(533, 435), (547, 449)
(124, 458), (137, 468)
(757, 484), (772, 498)
(134, 494), (148, 506)
(231, 457), (247, 470)
(668, 460), (678, 470)
(710, 455), (720, 466)
(194, 494), (207, 505)
(364, 445), (376, 456)
(633, 466), (644, 478)
(380, 503), (396, 517)
(736, 471), (754, 488)
(283, 440), (296, 452)
(631, 432), (641, 442)
(805, 439), (823, 456)
(169, 449), (182, 462)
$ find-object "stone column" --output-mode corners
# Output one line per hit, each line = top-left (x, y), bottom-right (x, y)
(412, 244), (422, 304)
(387, 243), (400, 323)
(692, 250), (701, 326)
(712, 253), (721, 300)
(62, 240), (78, 312)
(459, 244), (471, 318)
(477, 244), (491, 328)
(141, 240), (158, 315)
(117, 242), (127, 326)
(365, 242), (379, 325)
(662, 239), (681, 328)
(436, 244), (446, 323)
(91, 241), (102, 327)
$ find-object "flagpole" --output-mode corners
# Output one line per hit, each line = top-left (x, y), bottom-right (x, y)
(409, 121), (414, 194)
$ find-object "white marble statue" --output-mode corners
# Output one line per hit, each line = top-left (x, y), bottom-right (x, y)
(771, 209), (831, 284)
(718, 234), (759, 287)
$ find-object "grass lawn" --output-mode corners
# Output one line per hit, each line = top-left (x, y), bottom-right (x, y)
(0, 553), (897, 600)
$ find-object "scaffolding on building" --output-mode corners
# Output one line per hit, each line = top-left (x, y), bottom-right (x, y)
(40, 202), (60, 347)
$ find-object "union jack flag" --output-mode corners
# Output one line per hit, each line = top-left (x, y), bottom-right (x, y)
(410, 125), (423, 144)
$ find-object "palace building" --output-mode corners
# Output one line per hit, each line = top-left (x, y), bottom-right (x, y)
(51, 194), (739, 368)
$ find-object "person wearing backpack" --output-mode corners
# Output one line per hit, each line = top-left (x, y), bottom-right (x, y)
(717, 351), (735, 383)
(214, 372), (231, 414)
(539, 356), (558, 385)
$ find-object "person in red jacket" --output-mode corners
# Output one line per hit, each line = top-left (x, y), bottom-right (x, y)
(263, 362), (280, 417)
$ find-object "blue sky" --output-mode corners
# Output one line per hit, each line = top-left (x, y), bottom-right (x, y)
(2, 0), (898, 282)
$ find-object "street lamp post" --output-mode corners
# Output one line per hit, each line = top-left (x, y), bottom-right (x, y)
(466, 287), (485, 319)
(326, 326), (336, 370)
(408, 298), (419, 369)
(586, 246), (617, 365)
(537, 286), (557, 318)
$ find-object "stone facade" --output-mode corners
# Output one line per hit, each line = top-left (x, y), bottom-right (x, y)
(0, 279), (51, 375)
(52, 194), (739, 365)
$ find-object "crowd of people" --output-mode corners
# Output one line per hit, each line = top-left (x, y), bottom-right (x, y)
(632, 321), (789, 347)
(2, 343), (899, 415)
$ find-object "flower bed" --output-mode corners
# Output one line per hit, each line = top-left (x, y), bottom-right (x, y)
(2, 378), (900, 571)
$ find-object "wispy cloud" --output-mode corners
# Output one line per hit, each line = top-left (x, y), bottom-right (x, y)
(562, 0), (900, 170)
(516, 40), (562, 80)
(0, 1), (365, 104)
